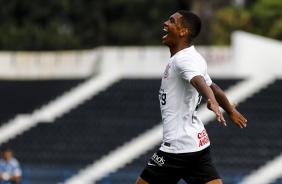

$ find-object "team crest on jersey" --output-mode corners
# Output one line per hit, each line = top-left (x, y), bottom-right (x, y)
(163, 64), (171, 79)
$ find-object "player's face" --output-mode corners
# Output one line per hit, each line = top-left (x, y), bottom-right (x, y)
(162, 13), (184, 46)
(2, 150), (13, 161)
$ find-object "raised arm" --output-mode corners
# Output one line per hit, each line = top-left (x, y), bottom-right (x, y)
(190, 76), (226, 126)
(210, 82), (247, 128)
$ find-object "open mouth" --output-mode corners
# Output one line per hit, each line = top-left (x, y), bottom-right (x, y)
(163, 28), (168, 39)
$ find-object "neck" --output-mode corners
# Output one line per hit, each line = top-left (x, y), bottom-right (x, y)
(169, 42), (191, 57)
(3, 158), (9, 162)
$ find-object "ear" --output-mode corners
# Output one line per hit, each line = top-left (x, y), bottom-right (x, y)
(179, 28), (188, 37)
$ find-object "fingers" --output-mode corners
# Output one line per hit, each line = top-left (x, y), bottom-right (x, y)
(238, 119), (244, 128)
(216, 112), (226, 126)
(237, 122), (247, 129)
(236, 122), (243, 129)
(240, 116), (247, 128)
(243, 116), (247, 123)
(207, 99), (227, 126)
(216, 113), (221, 122)
(235, 114), (247, 129)
(229, 105), (248, 129)
(238, 113), (247, 127)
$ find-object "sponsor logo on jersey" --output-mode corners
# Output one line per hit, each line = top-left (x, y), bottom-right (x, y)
(147, 161), (157, 166)
(163, 64), (171, 79)
(150, 153), (166, 166)
(198, 130), (210, 147)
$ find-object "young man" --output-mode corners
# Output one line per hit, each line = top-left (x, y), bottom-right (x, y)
(136, 11), (247, 184)
(0, 147), (22, 184)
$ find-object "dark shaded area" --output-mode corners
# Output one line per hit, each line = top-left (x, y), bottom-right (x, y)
(0, 0), (182, 50)
(0, 0), (237, 50)
(1, 0), (281, 50)
(3, 79), (161, 183)
(206, 79), (282, 183)
(0, 79), (85, 125)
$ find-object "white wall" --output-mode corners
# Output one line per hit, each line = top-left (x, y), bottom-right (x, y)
(0, 46), (231, 79)
(0, 50), (99, 79)
(98, 46), (231, 78)
(0, 31), (281, 79)
(232, 31), (282, 77)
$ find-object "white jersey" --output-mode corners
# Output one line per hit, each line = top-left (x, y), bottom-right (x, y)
(159, 46), (212, 153)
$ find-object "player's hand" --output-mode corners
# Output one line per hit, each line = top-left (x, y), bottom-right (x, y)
(228, 102), (247, 129)
(207, 99), (226, 126)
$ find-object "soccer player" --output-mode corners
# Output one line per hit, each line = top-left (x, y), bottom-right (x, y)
(0, 147), (22, 184)
(136, 10), (247, 184)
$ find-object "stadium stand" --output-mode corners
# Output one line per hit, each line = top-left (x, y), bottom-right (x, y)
(0, 79), (85, 126)
(205, 79), (282, 184)
(1, 78), (241, 184)
(2, 79), (160, 184)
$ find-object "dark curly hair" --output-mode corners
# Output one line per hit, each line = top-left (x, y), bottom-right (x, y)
(177, 10), (201, 42)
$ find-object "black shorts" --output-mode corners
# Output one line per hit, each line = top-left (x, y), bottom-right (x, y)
(140, 146), (220, 184)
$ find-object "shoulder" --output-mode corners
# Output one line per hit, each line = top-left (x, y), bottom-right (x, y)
(10, 158), (20, 167)
(175, 48), (194, 60)
(174, 49), (193, 64)
(173, 52), (200, 71)
(175, 47), (205, 63)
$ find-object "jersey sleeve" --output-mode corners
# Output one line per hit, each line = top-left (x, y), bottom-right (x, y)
(205, 73), (212, 86)
(174, 56), (211, 85)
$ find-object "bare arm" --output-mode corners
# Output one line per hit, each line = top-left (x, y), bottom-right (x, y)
(10, 175), (21, 183)
(210, 82), (247, 128)
(190, 76), (226, 125)
(210, 83), (233, 114)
